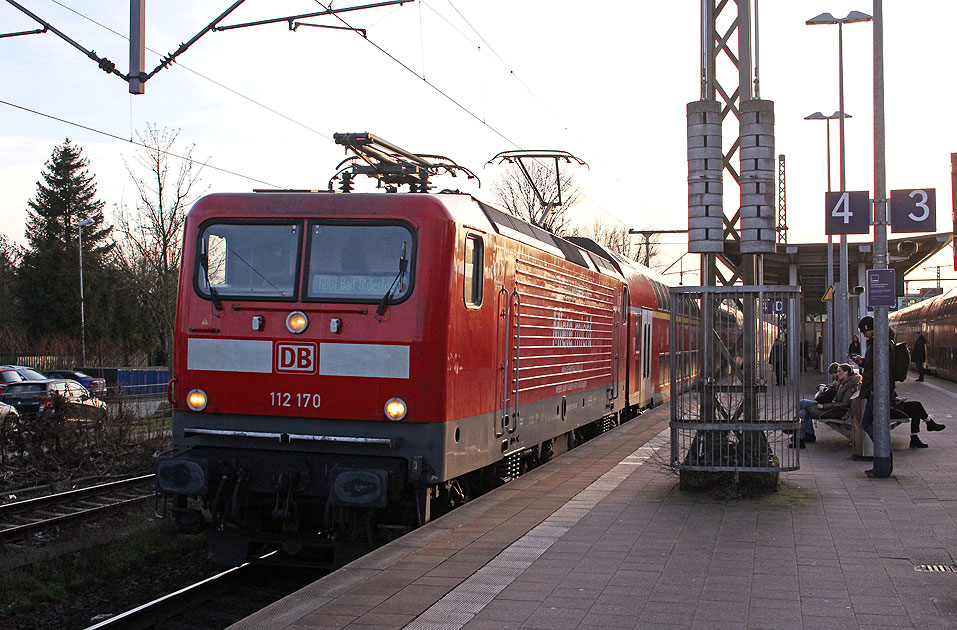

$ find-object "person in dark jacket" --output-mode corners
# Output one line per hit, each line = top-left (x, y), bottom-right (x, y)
(912, 332), (927, 381)
(794, 363), (860, 448)
(894, 396), (945, 448)
(769, 336), (787, 385)
(852, 317), (896, 477)
(848, 334), (861, 359)
(794, 362), (840, 447)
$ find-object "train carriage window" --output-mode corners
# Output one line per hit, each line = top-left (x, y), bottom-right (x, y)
(197, 222), (300, 300)
(464, 234), (484, 307)
(306, 223), (415, 303)
(652, 281), (667, 311)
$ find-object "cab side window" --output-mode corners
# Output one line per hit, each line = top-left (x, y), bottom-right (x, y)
(464, 234), (484, 307)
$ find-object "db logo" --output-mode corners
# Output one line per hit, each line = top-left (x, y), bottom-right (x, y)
(275, 342), (317, 374)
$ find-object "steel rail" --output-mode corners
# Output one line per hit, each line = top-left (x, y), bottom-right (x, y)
(0, 474), (155, 542)
(83, 562), (255, 630)
(0, 474), (154, 516)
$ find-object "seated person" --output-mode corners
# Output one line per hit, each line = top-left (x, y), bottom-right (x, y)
(796, 362), (838, 445)
(795, 363), (860, 448)
(892, 396), (946, 449)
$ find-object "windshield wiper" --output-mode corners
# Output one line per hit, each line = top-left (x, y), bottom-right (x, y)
(376, 242), (408, 317)
(200, 250), (223, 311)
(208, 283), (223, 311)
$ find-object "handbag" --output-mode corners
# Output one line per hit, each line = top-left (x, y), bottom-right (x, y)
(815, 384), (837, 404)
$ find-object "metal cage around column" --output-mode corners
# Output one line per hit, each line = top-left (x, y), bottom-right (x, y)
(669, 285), (801, 475)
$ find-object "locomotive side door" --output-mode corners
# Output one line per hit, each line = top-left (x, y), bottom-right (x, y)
(495, 252), (517, 438)
(610, 286), (624, 402)
(639, 308), (654, 406)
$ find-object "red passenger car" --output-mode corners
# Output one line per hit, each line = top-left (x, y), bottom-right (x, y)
(891, 287), (957, 381)
(156, 190), (673, 564)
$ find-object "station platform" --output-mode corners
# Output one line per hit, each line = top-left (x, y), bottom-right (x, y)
(231, 371), (957, 630)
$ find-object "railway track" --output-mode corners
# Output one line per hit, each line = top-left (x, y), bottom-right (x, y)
(85, 554), (323, 630)
(0, 473), (155, 543)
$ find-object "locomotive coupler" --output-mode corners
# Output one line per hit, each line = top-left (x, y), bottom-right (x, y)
(153, 492), (168, 519)
(211, 472), (234, 533)
(271, 470), (300, 532)
(229, 468), (250, 523)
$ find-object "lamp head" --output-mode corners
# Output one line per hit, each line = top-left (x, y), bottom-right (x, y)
(806, 12), (839, 25)
(897, 240), (918, 256)
(804, 112), (826, 120)
(77, 218), (94, 227)
(842, 10), (873, 24)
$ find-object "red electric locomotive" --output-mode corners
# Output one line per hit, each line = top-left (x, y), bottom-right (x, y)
(155, 142), (674, 565)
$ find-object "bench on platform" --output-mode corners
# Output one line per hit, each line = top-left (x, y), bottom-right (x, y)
(819, 397), (908, 458)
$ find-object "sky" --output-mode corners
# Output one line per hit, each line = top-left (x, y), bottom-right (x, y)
(1, 1), (955, 289)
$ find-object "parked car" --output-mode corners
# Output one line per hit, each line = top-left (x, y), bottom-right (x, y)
(0, 401), (18, 420)
(0, 365), (48, 381)
(43, 370), (107, 395)
(0, 401), (23, 452)
(0, 379), (106, 422)
(0, 368), (24, 394)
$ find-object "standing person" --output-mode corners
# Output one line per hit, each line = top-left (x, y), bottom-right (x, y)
(769, 335), (787, 385)
(815, 335), (823, 369)
(848, 334), (861, 359)
(912, 332), (927, 382)
(851, 316), (895, 478)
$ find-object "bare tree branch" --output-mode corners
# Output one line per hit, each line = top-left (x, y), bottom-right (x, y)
(567, 218), (665, 270)
(113, 124), (208, 364)
(491, 160), (581, 235)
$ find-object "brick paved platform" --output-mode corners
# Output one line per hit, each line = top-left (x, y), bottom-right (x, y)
(231, 370), (957, 630)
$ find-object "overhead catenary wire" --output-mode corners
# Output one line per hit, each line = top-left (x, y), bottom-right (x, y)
(316, 0), (643, 230)
(0, 99), (284, 189)
(20, 1), (660, 234)
(46, 0), (333, 143)
(308, 0), (521, 151)
(439, 0), (659, 223)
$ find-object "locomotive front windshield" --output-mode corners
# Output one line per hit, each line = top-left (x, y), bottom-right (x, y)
(197, 222), (300, 299)
(306, 223), (413, 302)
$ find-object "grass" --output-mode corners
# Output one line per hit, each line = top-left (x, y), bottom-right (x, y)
(0, 520), (205, 618)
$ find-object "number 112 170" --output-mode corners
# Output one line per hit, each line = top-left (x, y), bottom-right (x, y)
(270, 392), (321, 408)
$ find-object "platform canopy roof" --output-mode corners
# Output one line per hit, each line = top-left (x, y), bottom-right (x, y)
(720, 232), (953, 315)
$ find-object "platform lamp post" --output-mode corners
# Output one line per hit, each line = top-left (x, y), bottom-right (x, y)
(805, 111), (852, 370)
(77, 217), (94, 368)
(807, 9), (873, 367)
(871, 0), (892, 477)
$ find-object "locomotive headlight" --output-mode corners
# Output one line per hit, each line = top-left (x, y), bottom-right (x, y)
(187, 389), (208, 411)
(384, 398), (407, 421)
(286, 311), (308, 334)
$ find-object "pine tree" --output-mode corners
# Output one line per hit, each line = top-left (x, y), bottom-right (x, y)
(17, 139), (113, 344)
(0, 235), (24, 353)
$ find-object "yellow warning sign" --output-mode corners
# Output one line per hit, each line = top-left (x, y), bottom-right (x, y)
(821, 285), (834, 302)
(201, 318), (209, 325)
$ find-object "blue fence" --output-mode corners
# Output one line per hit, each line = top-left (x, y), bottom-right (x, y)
(118, 368), (170, 396)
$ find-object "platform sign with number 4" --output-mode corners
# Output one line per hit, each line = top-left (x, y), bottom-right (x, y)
(890, 188), (936, 233)
(825, 191), (871, 235)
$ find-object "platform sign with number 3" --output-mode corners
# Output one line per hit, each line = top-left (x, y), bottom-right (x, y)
(890, 188), (936, 233)
(825, 191), (871, 235)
